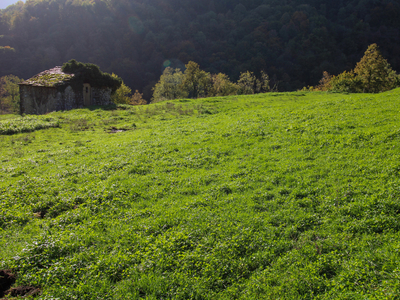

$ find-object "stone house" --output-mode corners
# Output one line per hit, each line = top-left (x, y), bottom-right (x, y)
(19, 66), (114, 115)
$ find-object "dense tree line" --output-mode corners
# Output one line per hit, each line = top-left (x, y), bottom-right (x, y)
(151, 61), (271, 103)
(0, 0), (400, 100)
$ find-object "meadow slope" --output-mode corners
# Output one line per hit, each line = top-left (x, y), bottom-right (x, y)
(1, 90), (400, 299)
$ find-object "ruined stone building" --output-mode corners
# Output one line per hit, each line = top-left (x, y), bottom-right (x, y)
(19, 65), (118, 115)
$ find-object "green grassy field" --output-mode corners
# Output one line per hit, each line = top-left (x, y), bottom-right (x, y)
(1, 90), (400, 299)
(0, 114), (18, 121)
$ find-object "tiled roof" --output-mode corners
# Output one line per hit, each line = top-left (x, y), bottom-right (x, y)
(19, 67), (74, 87)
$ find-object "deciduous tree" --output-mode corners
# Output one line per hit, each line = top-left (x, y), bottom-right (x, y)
(236, 70), (272, 95)
(0, 75), (23, 113)
(111, 73), (131, 104)
(238, 71), (257, 94)
(256, 71), (271, 93)
(353, 43), (399, 93)
(151, 67), (187, 103)
(326, 44), (399, 93)
(210, 73), (239, 96)
(182, 61), (212, 99)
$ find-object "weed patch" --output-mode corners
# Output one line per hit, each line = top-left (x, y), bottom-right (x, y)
(0, 116), (59, 135)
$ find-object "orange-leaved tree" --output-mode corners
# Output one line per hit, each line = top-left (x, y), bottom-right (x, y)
(314, 71), (332, 91)
(130, 90), (147, 105)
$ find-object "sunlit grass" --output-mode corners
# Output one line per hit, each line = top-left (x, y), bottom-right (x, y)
(0, 114), (17, 121)
(1, 89), (400, 299)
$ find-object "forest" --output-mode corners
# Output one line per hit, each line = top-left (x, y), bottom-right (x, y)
(0, 0), (400, 101)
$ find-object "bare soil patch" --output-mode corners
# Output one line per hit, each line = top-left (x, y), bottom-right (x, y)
(108, 126), (128, 133)
(0, 270), (15, 298)
(0, 270), (40, 298)
(5, 286), (40, 297)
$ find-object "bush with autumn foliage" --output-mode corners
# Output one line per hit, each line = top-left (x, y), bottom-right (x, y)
(130, 90), (147, 106)
(315, 44), (400, 93)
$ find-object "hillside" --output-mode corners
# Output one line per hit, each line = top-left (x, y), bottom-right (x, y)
(1, 90), (400, 298)
(1, 0), (400, 98)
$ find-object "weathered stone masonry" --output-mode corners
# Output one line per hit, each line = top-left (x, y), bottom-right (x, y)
(19, 66), (113, 115)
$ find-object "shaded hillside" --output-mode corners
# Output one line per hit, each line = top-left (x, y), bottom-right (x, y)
(0, 0), (399, 98)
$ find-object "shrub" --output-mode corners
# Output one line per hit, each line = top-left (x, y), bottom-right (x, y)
(330, 71), (362, 93)
(130, 90), (147, 105)
(322, 44), (400, 93)
(61, 59), (122, 93)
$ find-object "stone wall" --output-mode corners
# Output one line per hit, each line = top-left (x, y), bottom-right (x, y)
(92, 87), (112, 106)
(19, 85), (60, 115)
(20, 85), (113, 115)
(63, 86), (82, 111)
